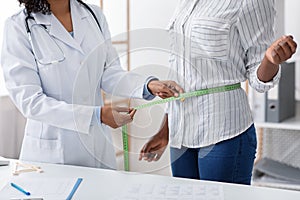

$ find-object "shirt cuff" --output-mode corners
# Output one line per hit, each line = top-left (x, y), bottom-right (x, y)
(255, 64), (281, 86)
(143, 76), (159, 100)
(91, 107), (101, 126)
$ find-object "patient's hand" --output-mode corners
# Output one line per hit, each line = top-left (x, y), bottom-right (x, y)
(147, 80), (184, 99)
(139, 115), (169, 162)
(266, 35), (297, 65)
(139, 132), (169, 162)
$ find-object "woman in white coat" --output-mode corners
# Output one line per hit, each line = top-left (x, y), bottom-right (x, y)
(1, 0), (183, 169)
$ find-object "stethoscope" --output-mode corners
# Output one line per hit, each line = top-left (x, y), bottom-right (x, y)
(24, 0), (103, 65)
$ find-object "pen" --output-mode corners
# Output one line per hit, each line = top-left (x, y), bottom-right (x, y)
(10, 182), (31, 196)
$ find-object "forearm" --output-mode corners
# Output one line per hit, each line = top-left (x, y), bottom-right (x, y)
(257, 35), (297, 83)
(157, 114), (169, 139)
(101, 66), (148, 98)
(257, 55), (279, 83)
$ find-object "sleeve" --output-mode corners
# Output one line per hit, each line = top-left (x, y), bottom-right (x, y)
(93, 107), (101, 125)
(143, 76), (158, 100)
(1, 17), (95, 134)
(93, 7), (153, 99)
(236, 0), (280, 93)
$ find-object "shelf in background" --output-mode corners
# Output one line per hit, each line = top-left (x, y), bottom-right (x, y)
(255, 101), (300, 131)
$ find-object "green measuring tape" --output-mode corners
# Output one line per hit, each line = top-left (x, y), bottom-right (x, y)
(121, 83), (241, 171)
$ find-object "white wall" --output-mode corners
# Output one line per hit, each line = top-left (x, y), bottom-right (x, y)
(284, 0), (300, 100)
(284, 0), (300, 58)
(0, 1), (21, 96)
(276, 0), (300, 100)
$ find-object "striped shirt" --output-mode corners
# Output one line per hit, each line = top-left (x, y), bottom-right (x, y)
(166, 0), (281, 148)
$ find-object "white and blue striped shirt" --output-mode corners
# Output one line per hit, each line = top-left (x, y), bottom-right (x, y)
(167, 0), (281, 148)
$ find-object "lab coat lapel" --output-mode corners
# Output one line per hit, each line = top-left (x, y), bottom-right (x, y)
(33, 9), (84, 54)
(70, 0), (92, 103)
(48, 15), (84, 54)
(71, 0), (90, 46)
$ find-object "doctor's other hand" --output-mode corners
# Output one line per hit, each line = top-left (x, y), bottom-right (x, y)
(147, 80), (184, 99)
(101, 105), (136, 129)
(266, 35), (297, 65)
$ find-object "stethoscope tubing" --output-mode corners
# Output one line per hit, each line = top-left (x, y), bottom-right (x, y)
(24, 0), (103, 65)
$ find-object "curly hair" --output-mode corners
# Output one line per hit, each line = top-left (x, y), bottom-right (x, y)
(18, 0), (51, 14)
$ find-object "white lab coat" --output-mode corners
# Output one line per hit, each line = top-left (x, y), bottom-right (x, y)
(1, 0), (147, 169)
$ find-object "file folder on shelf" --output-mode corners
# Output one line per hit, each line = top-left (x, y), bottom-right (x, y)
(265, 62), (296, 122)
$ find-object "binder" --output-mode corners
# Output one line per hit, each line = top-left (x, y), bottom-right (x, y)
(265, 62), (296, 122)
(253, 158), (300, 190)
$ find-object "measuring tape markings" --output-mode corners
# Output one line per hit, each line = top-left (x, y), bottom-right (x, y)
(122, 83), (241, 171)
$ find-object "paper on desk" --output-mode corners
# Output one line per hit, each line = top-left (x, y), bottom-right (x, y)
(114, 183), (224, 200)
(0, 177), (79, 200)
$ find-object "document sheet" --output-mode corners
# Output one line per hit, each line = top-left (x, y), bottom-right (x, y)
(114, 183), (224, 200)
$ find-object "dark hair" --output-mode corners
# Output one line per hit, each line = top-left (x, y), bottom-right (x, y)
(18, 0), (51, 14)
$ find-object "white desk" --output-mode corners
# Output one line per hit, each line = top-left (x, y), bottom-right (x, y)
(1, 160), (300, 199)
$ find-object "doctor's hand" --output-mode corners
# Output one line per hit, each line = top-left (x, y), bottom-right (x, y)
(139, 115), (169, 162)
(266, 35), (297, 65)
(147, 80), (184, 99)
(101, 105), (136, 129)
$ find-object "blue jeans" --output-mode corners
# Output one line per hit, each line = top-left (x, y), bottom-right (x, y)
(170, 124), (257, 185)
